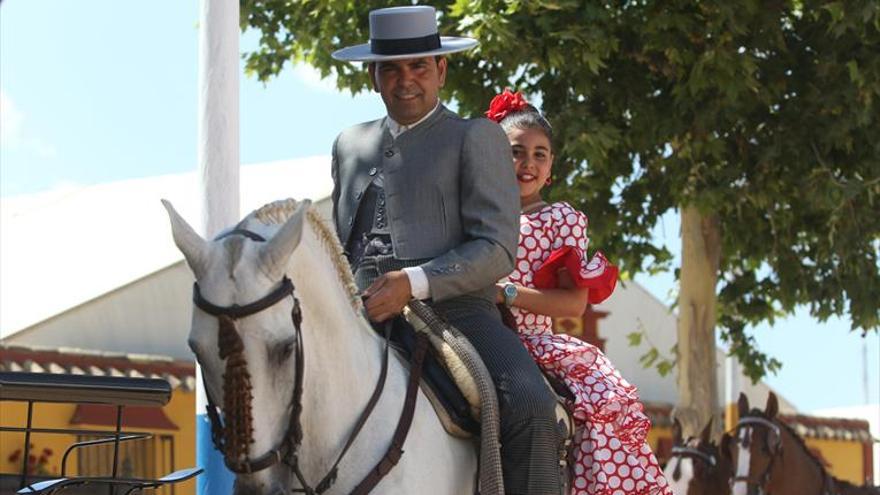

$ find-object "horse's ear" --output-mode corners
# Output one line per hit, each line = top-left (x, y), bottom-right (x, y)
(259, 199), (311, 279)
(672, 417), (683, 445)
(700, 417), (713, 444)
(765, 392), (779, 419)
(738, 392), (749, 418)
(162, 199), (209, 279)
(720, 432), (733, 460)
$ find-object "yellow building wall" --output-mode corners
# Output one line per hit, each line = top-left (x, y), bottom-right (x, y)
(647, 424), (672, 455)
(1, 390), (196, 494)
(804, 437), (867, 485)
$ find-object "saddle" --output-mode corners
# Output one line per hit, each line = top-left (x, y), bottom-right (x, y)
(386, 305), (577, 487)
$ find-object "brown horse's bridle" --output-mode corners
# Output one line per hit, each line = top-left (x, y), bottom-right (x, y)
(670, 445), (718, 467)
(194, 229), (428, 495)
(730, 416), (782, 493)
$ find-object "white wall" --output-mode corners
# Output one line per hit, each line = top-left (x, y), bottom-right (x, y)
(4, 199), (333, 361)
(6, 262), (195, 359)
(595, 280), (797, 414)
(596, 280), (680, 404)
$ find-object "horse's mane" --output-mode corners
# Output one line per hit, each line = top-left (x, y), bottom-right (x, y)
(244, 198), (363, 312)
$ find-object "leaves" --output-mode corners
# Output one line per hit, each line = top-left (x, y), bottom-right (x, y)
(240, 0), (880, 380)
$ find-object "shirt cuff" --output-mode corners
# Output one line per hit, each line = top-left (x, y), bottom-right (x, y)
(402, 266), (431, 300)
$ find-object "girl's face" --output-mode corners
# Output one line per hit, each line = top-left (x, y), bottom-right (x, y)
(508, 127), (554, 206)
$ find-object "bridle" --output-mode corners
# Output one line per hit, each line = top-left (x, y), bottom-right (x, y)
(670, 445), (718, 468)
(194, 228), (427, 495)
(731, 416), (782, 493)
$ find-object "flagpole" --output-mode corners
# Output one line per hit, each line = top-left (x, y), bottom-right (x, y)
(196, 0), (239, 492)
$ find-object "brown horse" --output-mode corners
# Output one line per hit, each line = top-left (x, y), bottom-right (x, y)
(663, 417), (734, 495)
(730, 392), (880, 495)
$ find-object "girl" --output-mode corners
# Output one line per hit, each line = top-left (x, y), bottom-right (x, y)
(487, 89), (672, 495)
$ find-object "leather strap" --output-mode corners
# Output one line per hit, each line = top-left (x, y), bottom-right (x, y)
(194, 277), (294, 320)
(349, 332), (429, 495)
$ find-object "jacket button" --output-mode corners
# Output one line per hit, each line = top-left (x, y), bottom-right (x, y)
(384, 149), (395, 158)
(348, 218), (354, 226)
(369, 167), (378, 176)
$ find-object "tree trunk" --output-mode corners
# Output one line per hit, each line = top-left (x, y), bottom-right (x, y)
(675, 205), (722, 438)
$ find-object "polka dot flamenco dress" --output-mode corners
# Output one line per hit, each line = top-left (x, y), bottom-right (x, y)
(509, 202), (672, 495)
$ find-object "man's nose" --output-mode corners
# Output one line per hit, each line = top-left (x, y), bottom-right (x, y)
(398, 67), (415, 85)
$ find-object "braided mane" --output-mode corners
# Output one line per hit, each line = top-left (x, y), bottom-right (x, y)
(244, 198), (362, 312)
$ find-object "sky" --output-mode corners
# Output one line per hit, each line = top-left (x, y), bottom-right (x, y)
(1, 0), (877, 414)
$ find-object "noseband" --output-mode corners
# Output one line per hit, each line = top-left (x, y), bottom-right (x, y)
(193, 228), (428, 495)
(731, 416), (782, 493)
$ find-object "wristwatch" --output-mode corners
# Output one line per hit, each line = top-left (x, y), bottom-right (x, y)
(502, 283), (518, 307)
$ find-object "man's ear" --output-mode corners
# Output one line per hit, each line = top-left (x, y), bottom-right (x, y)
(436, 56), (447, 88)
(368, 62), (379, 92)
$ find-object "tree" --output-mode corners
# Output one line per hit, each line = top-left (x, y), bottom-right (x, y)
(240, 0), (880, 436)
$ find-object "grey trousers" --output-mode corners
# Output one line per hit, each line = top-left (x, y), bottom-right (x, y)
(355, 255), (562, 495)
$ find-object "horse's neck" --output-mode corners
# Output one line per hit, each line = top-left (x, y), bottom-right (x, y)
(771, 424), (825, 495)
(285, 224), (392, 469)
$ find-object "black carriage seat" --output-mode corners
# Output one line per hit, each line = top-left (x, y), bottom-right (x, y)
(17, 467), (203, 495)
(1, 372), (202, 495)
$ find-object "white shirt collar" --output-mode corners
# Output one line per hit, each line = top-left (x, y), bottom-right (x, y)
(386, 100), (441, 138)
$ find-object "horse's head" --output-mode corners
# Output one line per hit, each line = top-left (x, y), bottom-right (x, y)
(665, 418), (733, 495)
(164, 199), (311, 495)
(730, 392), (782, 495)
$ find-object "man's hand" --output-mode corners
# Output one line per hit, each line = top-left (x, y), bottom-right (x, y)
(363, 270), (412, 322)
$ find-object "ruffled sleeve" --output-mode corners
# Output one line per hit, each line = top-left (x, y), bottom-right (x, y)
(531, 204), (619, 304)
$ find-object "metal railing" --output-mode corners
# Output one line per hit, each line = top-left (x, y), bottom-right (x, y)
(0, 372), (201, 494)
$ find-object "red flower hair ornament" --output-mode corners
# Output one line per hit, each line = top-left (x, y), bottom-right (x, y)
(485, 89), (529, 123)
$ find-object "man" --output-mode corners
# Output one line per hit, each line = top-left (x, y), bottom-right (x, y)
(331, 6), (561, 494)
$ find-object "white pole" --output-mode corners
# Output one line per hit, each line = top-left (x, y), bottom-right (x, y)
(724, 353), (739, 432)
(197, 0), (239, 493)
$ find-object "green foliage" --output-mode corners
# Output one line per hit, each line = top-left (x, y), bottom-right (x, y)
(628, 324), (677, 377)
(241, 0), (880, 380)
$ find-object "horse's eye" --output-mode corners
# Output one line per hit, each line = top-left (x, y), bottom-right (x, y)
(267, 337), (296, 365)
(273, 337), (296, 363)
(281, 341), (294, 360)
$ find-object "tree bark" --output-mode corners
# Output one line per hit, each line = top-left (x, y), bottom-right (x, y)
(675, 206), (722, 438)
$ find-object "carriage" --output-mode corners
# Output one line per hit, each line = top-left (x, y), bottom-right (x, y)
(0, 371), (202, 494)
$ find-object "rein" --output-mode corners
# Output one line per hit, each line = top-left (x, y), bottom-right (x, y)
(194, 229), (427, 494)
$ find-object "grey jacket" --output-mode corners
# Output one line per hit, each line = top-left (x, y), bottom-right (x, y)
(331, 105), (519, 302)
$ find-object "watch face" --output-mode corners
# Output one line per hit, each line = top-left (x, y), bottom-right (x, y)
(504, 285), (517, 297)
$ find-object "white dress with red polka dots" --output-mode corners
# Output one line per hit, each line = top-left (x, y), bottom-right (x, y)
(510, 202), (672, 495)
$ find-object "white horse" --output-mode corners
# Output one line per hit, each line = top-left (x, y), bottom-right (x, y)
(164, 198), (476, 495)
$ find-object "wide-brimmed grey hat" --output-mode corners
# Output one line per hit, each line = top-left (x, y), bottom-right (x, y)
(332, 6), (477, 62)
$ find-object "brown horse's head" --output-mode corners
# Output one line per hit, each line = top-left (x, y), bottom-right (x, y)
(730, 392), (782, 495)
(664, 417), (733, 495)
(731, 392), (835, 495)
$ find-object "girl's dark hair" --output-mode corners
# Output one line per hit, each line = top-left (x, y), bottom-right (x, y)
(499, 104), (554, 149)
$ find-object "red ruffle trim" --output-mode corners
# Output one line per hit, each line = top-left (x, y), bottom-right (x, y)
(532, 246), (619, 304)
